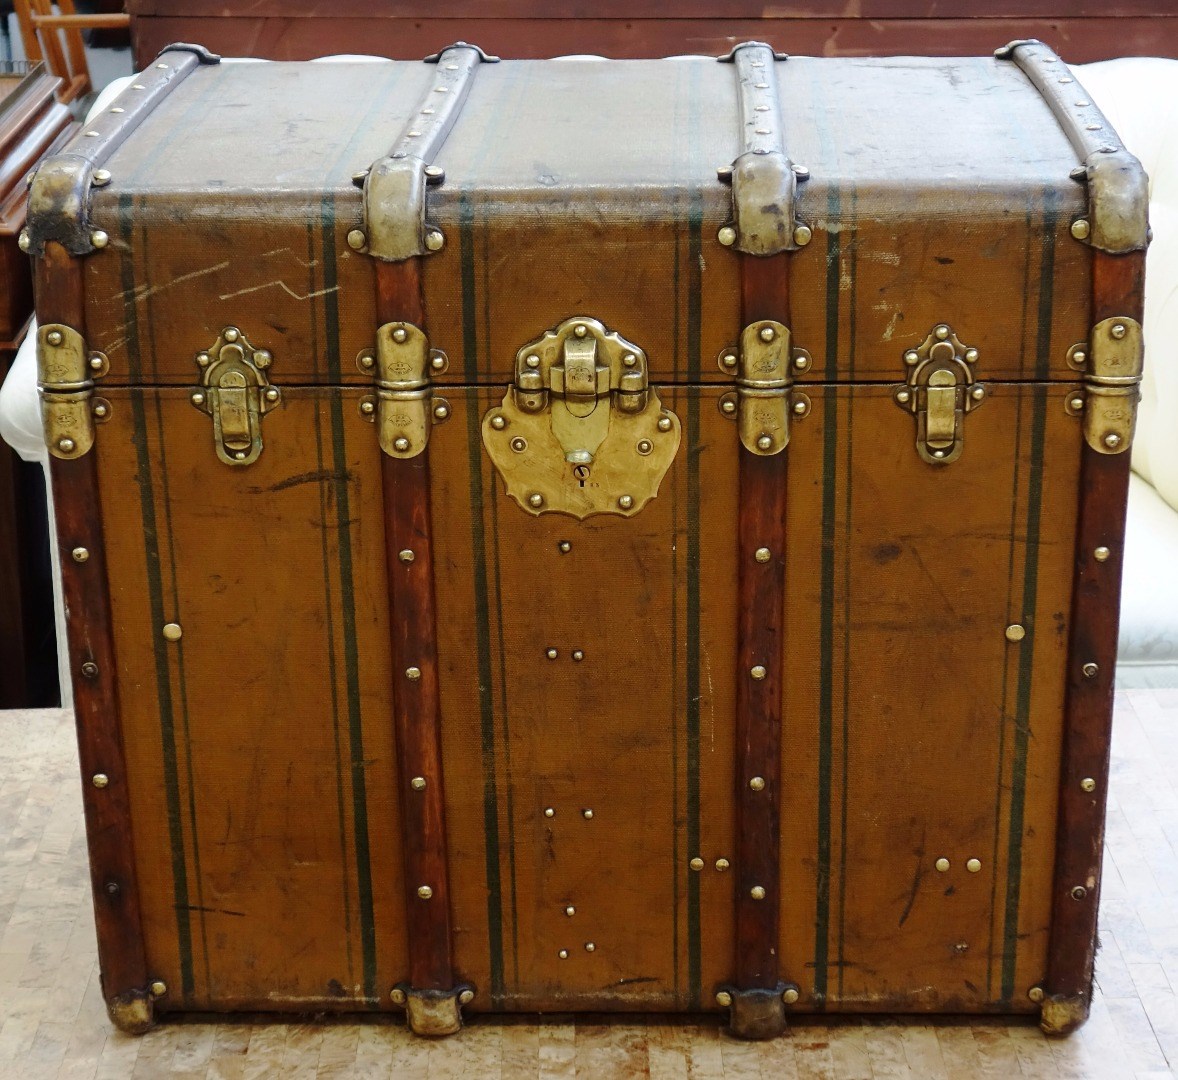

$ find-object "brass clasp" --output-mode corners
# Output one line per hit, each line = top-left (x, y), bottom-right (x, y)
(356, 322), (449, 458)
(38, 323), (109, 460)
(191, 327), (279, 466)
(717, 321), (810, 454)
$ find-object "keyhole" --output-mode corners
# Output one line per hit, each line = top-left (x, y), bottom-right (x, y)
(573, 464), (590, 487)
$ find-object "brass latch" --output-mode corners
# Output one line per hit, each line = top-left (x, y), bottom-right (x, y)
(1068, 316), (1143, 454)
(38, 323), (110, 460)
(356, 322), (449, 458)
(718, 320), (810, 455)
(191, 327), (279, 466)
(482, 316), (681, 518)
(893, 324), (985, 465)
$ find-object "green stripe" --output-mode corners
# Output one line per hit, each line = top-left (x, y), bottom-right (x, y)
(320, 194), (378, 1004)
(459, 193), (505, 1001)
(814, 182), (841, 1007)
(1000, 190), (1057, 999)
(118, 193), (195, 999)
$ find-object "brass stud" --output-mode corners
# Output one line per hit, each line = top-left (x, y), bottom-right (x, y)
(935, 857), (950, 872)
(347, 229), (367, 251)
(17, 229), (30, 252)
(491, 415), (507, 430)
(794, 352), (811, 371)
(1071, 885), (1087, 900)
(91, 399), (108, 418)
(720, 351), (737, 369)
(718, 226), (737, 246)
(71, 547), (89, 563)
(574, 324), (588, 338)
(966, 858), (982, 873)
(618, 494), (634, 510)
(393, 437), (410, 452)
(161, 623), (182, 642)
(1006, 624), (1026, 643)
(424, 164), (445, 179)
(582, 809), (594, 820)
(558, 949), (569, 959)
(433, 401), (450, 421)
(91, 229), (109, 249)
(759, 326), (776, 343)
(721, 399), (737, 415)
(749, 776), (766, 791)
(459, 989), (475, 1004)
(793, 224), (812, 246)
(91, 773), (109, 788)
(896, 389), (911, 404)
(390, 988), (407, 1004)
(1082, 662), (1099, 679)
(425, 230), (445, 252)
(411, 777), (426, 791)
(417, 885), (433, 899)
(689, 857), (704, 871)
(1104, 433), (1122, 450)
(93, 169), (112, 187)
(559, 541), (571, 553)
(750, 665), (767, 680)
(406, 130), (422, 138)
(57, 437), (76, 454)
(934, 325), (950, 340)
(46, 330), (63, 346)
(965, 348), (979, 363)
(1028, 986), (1045, 1003)
(658, 416), (673, 432)
(546, 648), (558, 660)
(528, 493), (544, 508)
(196, 352), (210, 367)
(391, 327), (408, 344)
(132, 83), (145, 90)
(511, 437), (527, 453)
(755, 547), (771, 563)
(1068, 394), (1085, 412)
(565, 905), (576, 917)
(904, 350), (919, 365)
(1111, 322), (1127, 340)
(359, 399), (375, 416)
(623, 353), (637, 367)
(716, 991), (733, 1008)
(750, 886), (766, 900)
(782, 987), (800, 1004)
(81, 661), (98, 678)
(1071, 219), (1091, 240)
(715, 858), (730, 872)
(756, 435), (773, 451)
(406, 666), (422, 680)
(223, 328), (240, 343)
(793, 398), (809, 415)
(1081, 777), (1096, 793)
(399, 549), (415, 563)
(585, 942), (595, 952)
(637, 439), (653, 455)
(264, 388), (279, 403)
(970, 386), (985, 401)
(84, 130), (99, 138)
(544, 807), (555, 818)
(572, 650), (584, 662)
(156, 62), (170, 69)
(1094, 546), (1110, 562)
(149, 980), (167, 998)
(431, 353), (447, 372)
(525, 354), (541, 368)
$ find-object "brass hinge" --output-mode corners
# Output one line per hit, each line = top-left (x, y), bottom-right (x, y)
(718, 321), (811, 455)
(357, 323), (450, 458)
(892, 323), (985, 465)
(38, 323), (110, 460)
(1068, 316), (1143, 454)
(191, 327), (280, 466)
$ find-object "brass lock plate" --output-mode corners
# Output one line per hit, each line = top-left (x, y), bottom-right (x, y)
(482, 316), (681, 518)
(191, 327), (279, 466)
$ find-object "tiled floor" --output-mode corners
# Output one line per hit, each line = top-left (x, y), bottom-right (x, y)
(1, 692), (1177, 1078)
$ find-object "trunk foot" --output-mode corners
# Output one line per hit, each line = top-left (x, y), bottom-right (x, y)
(717, 982), (798, 1040)
(1040, 992), (1090, 1035)
(105, 987), (154, 1035)
(391, 983), (475, 1037)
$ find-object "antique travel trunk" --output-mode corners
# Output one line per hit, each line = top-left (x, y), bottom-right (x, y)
(27, 41), (1147, 1038)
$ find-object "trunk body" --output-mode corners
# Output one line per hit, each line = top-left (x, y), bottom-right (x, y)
(30, 42), (1145, 1035)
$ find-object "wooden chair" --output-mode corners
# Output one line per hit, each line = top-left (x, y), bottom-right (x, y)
(13, 0), (129, 104)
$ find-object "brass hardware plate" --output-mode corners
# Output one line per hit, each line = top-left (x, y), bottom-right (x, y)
(482, 316), (680, 519)
(893, 323), (985, 465)
(717, 321), (808, 455)
(356, 323), (449, 458)
(1078, 316), (1143, 455)
(190, 327), (279, 466)
(39, 323), (99, 460)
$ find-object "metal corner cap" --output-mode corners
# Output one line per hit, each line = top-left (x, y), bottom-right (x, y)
(1084, 150), (1150, 253)
(362, 156), (429, 262)
(1040, 992), (1090, 1035)
(994, 38), (1046, 60)
(424, 42), (499, 63)
(731, 150), (798, 255)
(105, 988), (155, 1035)
(718, 41), (789, 62)
(157, 42), (221, 64)
(25, 153), (96, 258)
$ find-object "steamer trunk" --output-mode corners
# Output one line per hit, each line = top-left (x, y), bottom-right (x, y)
(28, 41), (1146, 1037)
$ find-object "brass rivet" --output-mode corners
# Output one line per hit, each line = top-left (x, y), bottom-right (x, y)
(192, 391), (206, 405)
(391, 988), (407, 1004)
(1028, 986), (1045, 1003)
(585, 942), (595, 952)
(750, 665), (767, 680)
(84, 130), (99, 138)
(721, 399), (737, 415)
(93, 169), (112, 187)
(46, 330), (63, 346)
(582, 809), (594, 820)
(689, 857), (704, 871)
(91, 230), (109, 249)
(406, 666), (422, 680)
(896, 389), (911, 404)
(544, 807), (555, 818)
(618, 494), (634, 510)
(264, 388), (279, 403)
(398, 549), (415, 563)
(756, 435), (773, 451)
(161, 623), (182, 642)
(91, 773), (109, 789)
(392, 327), (408, 343)
(411, 777), (426, 791)
(750, 886), (766, 900)
(559, 541), (571, 553)
(156, 62), (169, 69)
(637, 439), (653, 455)
(393, 437), (410, 452)
(658, 416), (673, 432)
(565, 905), (576, 917)
(18, 230), (30, 252)
(1071, 219), (1091, 240)
(715, 858), (730, 872)
(1081, 777), (1096, 793)
(755, 547), (771, 563)
(510, 437), (527, 453)
(1082, 662), (1099, 679)
(1006, 624), (1026, 643)
(793, 398), (809, 415)
(749, 776), (766, 791)
(718, 226), (737, 246)
(623, 353), (637, 367)
(81, 661), (99, 678)
(433, 402), (450, 420)
(459, 989), (475, 1004)
(966, 858), (982, 873)
(793, 224), (812, 246)
(970, 386), (985, 401)
(1069, 395), (1085, 412)
(574, 324), (588, 338)
(424, 164), (444, 179)
(528, 493), (544, 508)
(721, 351), (737, 368)
(406, 130), (422, 138)
(782, 987), (800, 1004)
(546, 648), (558, 660)
(417, 885), (433, 899)
(347, 229), (367, 250)
(1094, 546), (1110, 562)
(132, 83), (145, 90)
(431, 354), (447, 372)
(491, 415), (507, 430)
(934, 325), (950, 340)
(572, 650), (584, 662)
(57, 437), (76, 453)
(1103, 433), (1122, 449)
(1071, 885), (1087, 900)
(935, 857), (950, 872)
(425, 230), (445, 252)
(149, 980), (167, 998)
(903, 350), (920, 367)
(359, 400), (375, 416)
(558, 949), (569, 959)
(525, 354), (541, 368)
(1111, 322), (1127, 340)
(716, 991), (733, 1007)
(223, 328), (240, 343)
(71, 547), (89, 563)
(196, 352), (210, 366)
(965, 348), (979, 363)
(759, 326), (776, 343)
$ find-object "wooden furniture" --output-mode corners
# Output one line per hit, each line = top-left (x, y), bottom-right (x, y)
(127, 0), (1178, 65)
(15, 0), (130, 104)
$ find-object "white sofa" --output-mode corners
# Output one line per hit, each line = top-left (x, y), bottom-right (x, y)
(1, 55), (1177, 693)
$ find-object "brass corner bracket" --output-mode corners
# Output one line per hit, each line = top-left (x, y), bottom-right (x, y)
(390, 982), (475, 1037)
